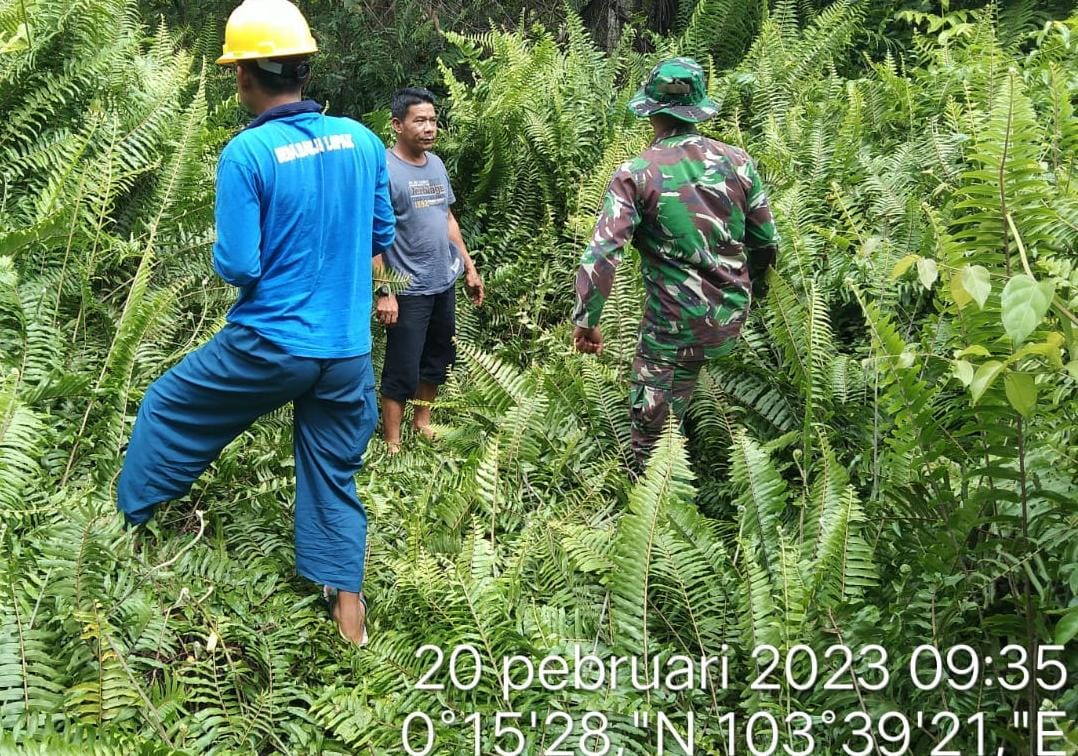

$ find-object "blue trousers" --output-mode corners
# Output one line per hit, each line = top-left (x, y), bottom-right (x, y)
(117, 323), (378, 592)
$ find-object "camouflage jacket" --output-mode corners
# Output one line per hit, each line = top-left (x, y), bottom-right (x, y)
(572, 128), (779, 360)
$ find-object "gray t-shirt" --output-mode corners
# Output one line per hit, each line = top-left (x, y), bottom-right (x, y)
(384, 149), (461, 295)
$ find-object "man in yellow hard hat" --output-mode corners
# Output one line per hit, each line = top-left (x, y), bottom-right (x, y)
(117, 0), (395, 646)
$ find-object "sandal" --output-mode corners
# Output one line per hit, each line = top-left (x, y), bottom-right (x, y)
(322, 586), (369, 646)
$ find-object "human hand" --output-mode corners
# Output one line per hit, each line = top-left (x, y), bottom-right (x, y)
(573, 325), (603, 354)
(376, 293), (398, 326)
(465, 267), (484, 307)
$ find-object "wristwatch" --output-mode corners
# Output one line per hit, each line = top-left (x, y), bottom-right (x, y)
(375, 283), (391, 297)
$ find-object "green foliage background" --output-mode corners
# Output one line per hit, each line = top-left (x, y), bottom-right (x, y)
(0, 0), (1075, 753)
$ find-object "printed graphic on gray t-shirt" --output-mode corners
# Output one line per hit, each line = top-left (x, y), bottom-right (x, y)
(384, 150), (461, 295)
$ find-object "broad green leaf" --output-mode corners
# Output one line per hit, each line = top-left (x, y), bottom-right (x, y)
(970, 361), (1004, 405)
(955, 345), (991, 358)
(1001, 275), (1055, 344)
(1066, 361), (1078, 380)
(0, 23), (29, 54)
(1056, 607), (1078, 646)
(953, 360), (974, 387)
(1003, 372), (1037, 416)
(1010, 333), (1064, 369)
(951, 265), (991, 309)
(916, 257), (938, 290)
(890, 254), (920, 280)
(950, 273), (971, 308)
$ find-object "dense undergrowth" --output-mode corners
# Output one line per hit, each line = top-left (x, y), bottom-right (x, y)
(0, 0), (1075, 753)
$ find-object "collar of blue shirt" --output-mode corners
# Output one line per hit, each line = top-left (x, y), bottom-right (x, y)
(245, 99), (324, 131)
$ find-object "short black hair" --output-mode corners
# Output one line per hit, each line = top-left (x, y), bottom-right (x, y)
(238, 57), (311, 95)
(391, 87), (436, 121)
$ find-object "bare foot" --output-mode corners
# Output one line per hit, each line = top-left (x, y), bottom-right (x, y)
(386, 441), (402, 455)
(415, 424), (436, 441)
(331, 590), (367, 645)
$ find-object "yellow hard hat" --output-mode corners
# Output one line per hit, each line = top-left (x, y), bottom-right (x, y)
(216, 0), (318, 65)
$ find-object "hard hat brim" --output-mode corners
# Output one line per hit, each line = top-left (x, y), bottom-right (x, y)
(215, 44), (318, 66)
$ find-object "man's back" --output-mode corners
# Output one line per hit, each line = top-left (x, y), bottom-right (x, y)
(214, 110), (394, 358)
(572, 56), (779, 465)
(579, 129), (778, 359)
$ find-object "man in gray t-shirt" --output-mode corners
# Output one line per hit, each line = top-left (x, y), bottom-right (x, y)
(374, 88), (484, 452)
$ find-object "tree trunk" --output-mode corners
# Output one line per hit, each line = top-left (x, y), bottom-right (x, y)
(581, 0), (637, 51)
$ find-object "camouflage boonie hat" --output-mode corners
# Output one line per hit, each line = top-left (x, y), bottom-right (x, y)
(628, 57), (718, 123)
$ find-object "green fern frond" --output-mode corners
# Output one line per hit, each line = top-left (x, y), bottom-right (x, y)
(730, 428), (788, 575)
(0, 370), (45, 517)
(610, 420), (696, 652)
(736, 542), (780, 650)
(803, 433), (877, 606)
(455, 340), (532, 413)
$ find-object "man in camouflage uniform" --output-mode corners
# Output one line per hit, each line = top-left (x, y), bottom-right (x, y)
(572, 57), (779, 466)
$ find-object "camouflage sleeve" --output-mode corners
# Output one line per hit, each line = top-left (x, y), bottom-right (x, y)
(571, 168), (640, 328)
(743, 159), (779, 277)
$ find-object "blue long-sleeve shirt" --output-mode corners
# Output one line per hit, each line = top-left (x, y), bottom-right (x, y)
(213, 101), (395, 358)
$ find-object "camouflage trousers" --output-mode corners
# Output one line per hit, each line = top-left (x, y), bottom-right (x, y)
(629, 340), (734, 467)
